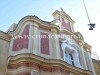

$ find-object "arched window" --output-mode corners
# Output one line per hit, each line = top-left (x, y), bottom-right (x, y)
(65, 52), (74, 66)
(60, 35), (82, 68)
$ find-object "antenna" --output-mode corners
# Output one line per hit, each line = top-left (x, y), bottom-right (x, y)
(82, 0), (95, 30)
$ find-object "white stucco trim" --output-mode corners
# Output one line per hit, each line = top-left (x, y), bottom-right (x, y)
(32, 23), (39, 55)
(79, 44), (88, 70)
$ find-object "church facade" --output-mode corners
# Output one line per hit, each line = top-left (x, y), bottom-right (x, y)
(0, 9), (95, 75)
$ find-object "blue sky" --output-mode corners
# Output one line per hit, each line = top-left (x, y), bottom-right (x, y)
(0, 0), (83, 31)
(0, 0), (100, 59)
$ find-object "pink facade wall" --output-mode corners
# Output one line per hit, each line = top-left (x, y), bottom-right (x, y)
(8, 61), (70, 75)
(61, 18), (72, 32)
(12, 25), (30, 51)
(40, 32), (50, 55)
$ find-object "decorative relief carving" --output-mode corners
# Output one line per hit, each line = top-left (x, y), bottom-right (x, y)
(60, 35), (82, 68)
(74, 32), (84, 41)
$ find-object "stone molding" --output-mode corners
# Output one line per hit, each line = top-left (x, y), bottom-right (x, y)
(0, 31), (10, 42)
(7, 53), (93, 75)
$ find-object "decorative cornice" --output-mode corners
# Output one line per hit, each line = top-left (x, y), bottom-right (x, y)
(84, 42), (92, 49)
(83, 42), (92, 52)
(74, 32), (84, 41)
(59, 28), (74, 35)
(7, 53), (93, 75)
(7, 15), (59, 35)
(0, 31), (11, 42)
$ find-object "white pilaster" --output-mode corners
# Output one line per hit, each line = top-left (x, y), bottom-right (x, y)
(86, 50), (96, 75)
(51, 28), (60, 59)
(79, 43), (88, 69)
(28, 25), (33, 53)
(32, 23), (39, 55)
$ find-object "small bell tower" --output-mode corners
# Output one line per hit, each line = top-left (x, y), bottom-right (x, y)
(52, 8), (75, 32)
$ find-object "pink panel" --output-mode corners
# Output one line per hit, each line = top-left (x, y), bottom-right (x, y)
(52, 66), (61, 73)
(59, 40), (63, 58)
(40, 66), (52, 72)
(12, 25), (30, 51)
(61, 18), (72, 31)
(65, 73), (70, 75)
(40, 32), (49, 55)
(64, 70), (70, 75)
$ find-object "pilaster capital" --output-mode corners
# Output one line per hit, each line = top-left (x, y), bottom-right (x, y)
(79, 42), (83, 46)
(51, 28), (57, 33)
